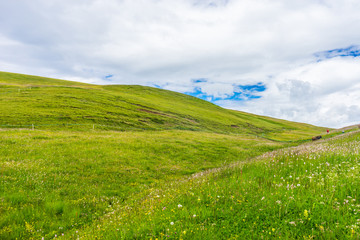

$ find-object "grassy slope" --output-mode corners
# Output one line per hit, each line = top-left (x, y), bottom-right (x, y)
(78, 130), (360, 239)
(0, 71), (326, 139)
(0, 71), (341, 239)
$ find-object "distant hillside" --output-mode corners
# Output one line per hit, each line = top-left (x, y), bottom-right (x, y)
(0, 71), (326, 139)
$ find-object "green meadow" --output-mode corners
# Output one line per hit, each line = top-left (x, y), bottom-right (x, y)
(77, 130), (360, 240)
(0, 130), (287, 239)
(0, 71), (357, 239)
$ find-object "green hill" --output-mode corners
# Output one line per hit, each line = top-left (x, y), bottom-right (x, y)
(0, 71), (325, 139)
(0, 71), (347, 239)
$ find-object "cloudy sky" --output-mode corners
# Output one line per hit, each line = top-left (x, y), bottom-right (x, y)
(1, 0), (360, 128)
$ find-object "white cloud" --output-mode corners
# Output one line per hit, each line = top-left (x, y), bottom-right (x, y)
(0, 0), (360, 127)
(238, 57), (360, 127)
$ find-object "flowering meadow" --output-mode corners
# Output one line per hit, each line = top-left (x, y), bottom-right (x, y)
(74, 130), (360, 239)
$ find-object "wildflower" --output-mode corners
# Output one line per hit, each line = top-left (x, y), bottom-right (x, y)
(178, 204), (183, 208)
(261, 197), (265, 201)
(193, 214), (196, 217)
(319, 226), (324, 232)
(289, 221), (296, 226)
(170, 222), (174, 225)
(304, 210), (309, 218)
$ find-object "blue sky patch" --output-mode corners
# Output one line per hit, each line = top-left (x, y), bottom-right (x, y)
(152, 84), (162, 88)
(236, 83), (266, 92)
(186, 82), (266, 103)
(104, 74), (114, 80)
(192, 78), (208, 83)
(315, 45), (360, 60)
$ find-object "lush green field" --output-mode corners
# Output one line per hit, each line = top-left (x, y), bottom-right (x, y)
(0, 129), (291, 239)
(0, 71), (351, 239)
(75, 130), (360, 240)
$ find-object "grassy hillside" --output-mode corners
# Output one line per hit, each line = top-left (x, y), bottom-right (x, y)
(0, 71), (325, 139)
(0, 71), (347, 239)
(76, 130), (360, 239)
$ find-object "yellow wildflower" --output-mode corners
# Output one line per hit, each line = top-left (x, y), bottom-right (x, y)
(304, 210), (309, 218)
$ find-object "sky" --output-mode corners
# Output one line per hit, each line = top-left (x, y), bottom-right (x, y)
(1, 0), (360, 128)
